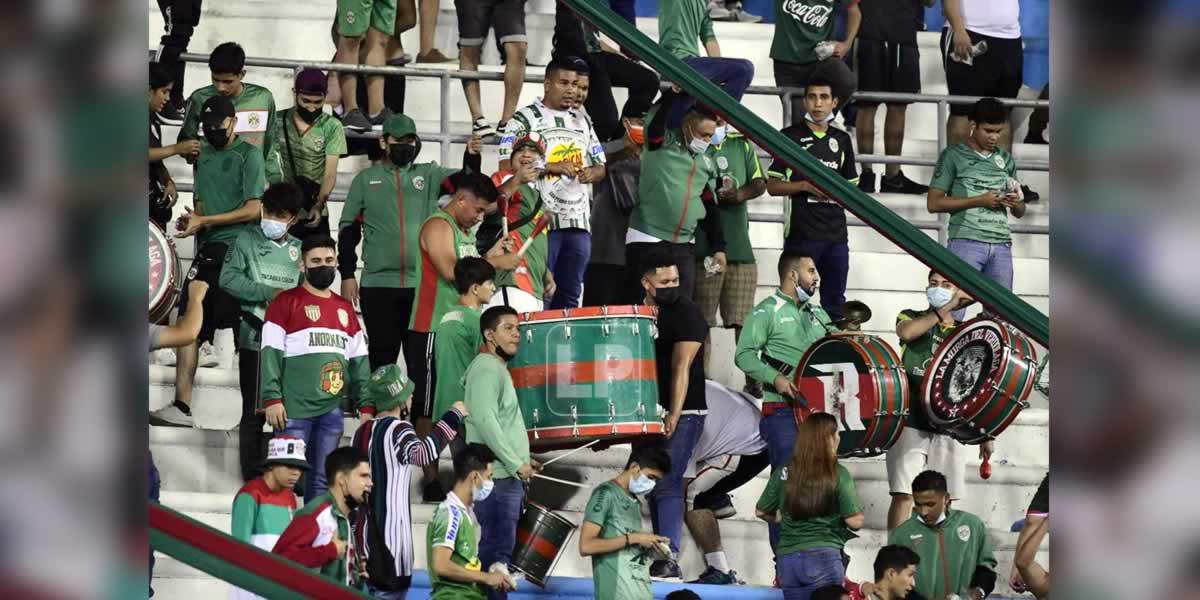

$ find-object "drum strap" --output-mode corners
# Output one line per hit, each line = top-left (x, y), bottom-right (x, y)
(761, 353), (796, 377)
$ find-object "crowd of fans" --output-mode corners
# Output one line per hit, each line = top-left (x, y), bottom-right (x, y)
(148, 0), (1049, 598)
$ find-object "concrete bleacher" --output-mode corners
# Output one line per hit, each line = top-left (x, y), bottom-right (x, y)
(149, 0), (1048, 596)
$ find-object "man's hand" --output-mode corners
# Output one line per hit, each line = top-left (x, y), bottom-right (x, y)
(1009, 567), (1028, 593)
(773, 374), (798, 398)
(664, 411), (681, 438)
(186, 279), (210, 302)
(1001, 194), (1024, 213)
(832, 40), (853, 58)
(174, 139), (201, 159)
(711, 252), (727, 274)
(980, 440), (994, 461)
(307, 201), (326, 226)
(175, 207), (206, 238)
(265, 403), (288, 430)
(486, 236), (516, 258)
(968, 587), (986, 600)
(491, 251), (522, 271)
(579, 166), (602, 184)
(718, 186), (738, 203)
(546, 161), (580, 178)
(341, 279), (359, 307)
(450, 401), (469, 416)
(629, 532), (670, 549)
(467, 135), (483, 155)
(515, 161), (540, 184)
(951, 288), (974, 310)
(543, 271), (557, 299)
(975, 191), (1004, 210)
(332, 531), (347, 558)
(164, 180), (179, 207)
(952, 27), (973, 61)
(517, 463), (534, 482)
(482, 571), (515, 591)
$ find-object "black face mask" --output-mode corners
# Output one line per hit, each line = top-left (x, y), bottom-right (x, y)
(653, 285), (680, 306)
(306, 266), (336, 289)
(389, 141), (420, 167)
(202, 125), (230, 149)
(295, 105), (322, 124)
(488, 334), (516, 362)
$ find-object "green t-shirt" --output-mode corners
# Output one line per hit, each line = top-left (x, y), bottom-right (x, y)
(340, 162), (461, 289)
(265, 110), (347, 216)
(218, 227), (303, 351)
(432, 305), (483, 419)
(194, 137), (268, 244)
(771, 0), (836, 65)
(584, 482), (654, 600)
(929, 143), (1020, 243)
(179, 83), (277, 158)
(427, 493), (485, 600)
(896, 308), (958, 431)
(491, 178), (548, 299)
(657, 0), (717, 59)
(694, 133), (764, 262)
(463, 353), (530, 480)
(734, 290), (834, 405)
(756, 463), (861, 555)
(630, 116), (719, 243)
(409, 210), (481, 332)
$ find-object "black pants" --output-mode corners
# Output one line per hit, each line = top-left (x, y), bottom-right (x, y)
(1028, 84), (1049, 137)
(177, 241), (240, 345)
(582, 263), (628, 307)
(624, 241), (698, 305)
(586, 52), (660, 143)
(693, 449), (769, 503)
(404, 330), (437, 420)
(359, 287), (415, 371)
(155, 0), (203, 107)
(288, 214), (332, 241)
(238, 349), (270, 482)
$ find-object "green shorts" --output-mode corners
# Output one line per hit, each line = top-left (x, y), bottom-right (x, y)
(337, 0), (397, 37)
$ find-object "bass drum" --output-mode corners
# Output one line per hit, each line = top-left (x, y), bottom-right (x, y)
(793, 335), (909, 458)
(149, 220), (182, 323)
(922, 317), (1040, 444)
(509, 306), (664, 451)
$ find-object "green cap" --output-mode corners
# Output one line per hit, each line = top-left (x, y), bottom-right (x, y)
(383, 114), (418, 139)
(367, 364), (415, 412)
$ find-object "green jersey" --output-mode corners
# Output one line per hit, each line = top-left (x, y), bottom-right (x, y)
(889, 509), (997, 600)
(179, 83), (277, 157)
(218, 227), (303, 351)
(584, 482), (654, 600)
(427, 492), (485, 600)
(657, 0), (717, 59)
(630, 118), (719, 243)
(432, 305), (483, 419)
(694, 133), (764, 262)
(735, 290), (834, 405)
(194, 137), (268, 244)
(491, 176), (549, 299)
(771, 0), (836, 65)
(756, 463), (861, 555)
(410, 210), (481, 332)
(929, 143), (1020, 243)
(896, 308), (958, 431)
(340, 162), (461, 289)
(265, 109), (347, 216)
(463, 353), (529, 480)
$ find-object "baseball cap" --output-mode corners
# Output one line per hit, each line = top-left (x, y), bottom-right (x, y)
(294, 68), (328, 96)
(200, 95), (236, 128)
(512, 131), (546, 155)
(263, 436), (311, 470)
(367, 364), (415, 413)
(382, 113), (418, 139)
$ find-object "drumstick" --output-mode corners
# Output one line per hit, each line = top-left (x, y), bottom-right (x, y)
(539, 439), (600, 468)
(533, 473), (590, 490)
(980, 455), (992, 480)
(517, 215), (552, 257)
(498, 194), (509, 237)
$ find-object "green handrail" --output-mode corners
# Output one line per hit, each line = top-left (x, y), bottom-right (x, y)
(561, 0), (1048, 345)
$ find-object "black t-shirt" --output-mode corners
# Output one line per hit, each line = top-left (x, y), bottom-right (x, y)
(858, 0), (925, 45)
(770, 122), (858, 243)
(654, 297), (708, 412)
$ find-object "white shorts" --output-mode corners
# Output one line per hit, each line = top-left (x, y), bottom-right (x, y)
(484, 286), (544, 313)
(885, 427), (968, 499)
(684, 455), (739, 505)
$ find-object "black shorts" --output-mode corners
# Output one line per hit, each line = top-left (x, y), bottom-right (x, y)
(1026, 473), (1049, 518)
(941, 28), (1023, 116)
(177, 241), (240, 345)
(404, 330), (437, 420)
(454, 0), (527, 48)
(856, 39), (921, 103)
(359, 286), (415, 371)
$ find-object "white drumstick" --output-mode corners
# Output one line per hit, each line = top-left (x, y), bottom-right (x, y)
(539, 439), (600, 468)
(533, 473), (590, 490)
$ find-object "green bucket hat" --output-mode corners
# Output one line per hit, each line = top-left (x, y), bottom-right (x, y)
(368, 364), (415, 412)
(382, 113), (418, 139)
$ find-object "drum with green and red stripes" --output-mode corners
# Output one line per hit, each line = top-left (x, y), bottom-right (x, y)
(510, 503), (576, 588)
(793, 335), (909, 458)
(509, 305), (663, 451)
(922, 317), (1040, 444)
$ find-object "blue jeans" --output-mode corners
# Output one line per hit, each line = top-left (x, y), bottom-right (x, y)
(547, 228), (591, 309)
(779, 548), (846, 600)
(669, 57), (756, 127)
(785, 239), (850, 322)
(648, 414), (705, 552)
(476, 477), (526, 600)
(368, 586), (408, 600)
(281, 406), (345, 502)
(760, 410), (799, 550)
(947, 238), (1014, 320)
(149, 452), (161, 597)
(609, 0), (636, 24)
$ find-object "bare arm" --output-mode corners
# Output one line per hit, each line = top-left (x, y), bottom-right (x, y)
(843, 512), (866, 531)
(319, 155), (339, 203)
(155, 282), (208, 348)
(768, 178), (820, 197)
(927, 187), (997, 213)
(733, 178), (768, 204)
(420, 218), (460, 281)
(578, 521), (628, 557)
(1014, 517), (1050, 598)
(432, 546), (498, 586)
(896, 310), (944, 343)
(197, 199), (263, 229)
(843, 2), (861, 44)
(943, 0), (967, 33)
(704, 39), (722, 58)
(670, 341), (702, 416)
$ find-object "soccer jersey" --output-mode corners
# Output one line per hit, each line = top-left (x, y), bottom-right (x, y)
(500, 98), (605, 231)
(772, 0), (844, 65)
(265, 109), (348, 213)
(657, 0), (717, 59)
(230, 479), (298, 600)
(194, 137), (268, 245)
(260, 287), (371, 419)
(427, 492), (485, 600)
(431, 305), (483, 419)
(735, 290), (834, 406)
(694, 133), (764, 263)
(630, 114), (719, 244)
(929, 143), (1020, 243)
(896, 308), (959, 431)
(409, 210), (481, 332)
(756, 463), (862, 555)
(489, 172), (549, 299)
(180, 83), (277, 156)
(219, 227), (302, 351)
(769, 121), (858, 243)
(584, 481), (654, 600)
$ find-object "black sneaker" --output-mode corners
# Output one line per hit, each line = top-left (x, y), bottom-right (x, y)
(472, 117), (497, 140)
(857, 170), (876, 193)
(649, 559), (682, 580)
(422, 479), (447, 503)
(159, 101), (184, 124)
(370, 107), (396, 129)
(688, 566), (739, 585)
(880, 171), (929, 195)
(342, 109), (373, 132)
(694, 492), (737, 519)
(1024, 130), (1048, 145)
(1021, 184), (1041, 203)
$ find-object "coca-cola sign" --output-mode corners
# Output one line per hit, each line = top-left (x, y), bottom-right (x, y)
(782, 0), (833, 28)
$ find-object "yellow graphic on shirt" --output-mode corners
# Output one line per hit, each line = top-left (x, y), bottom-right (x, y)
(548, 142), (583, 167)
(465, 558), (482, 572)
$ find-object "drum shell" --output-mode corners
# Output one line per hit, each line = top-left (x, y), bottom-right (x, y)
(510, 503), (576, 588)
(510, 306), (665, 451)
(792, 335), (910, 458)
(148, 220), (182, 323)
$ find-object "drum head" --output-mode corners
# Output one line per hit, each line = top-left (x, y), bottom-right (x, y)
(923, 318), (1014, 427)
(148, 220), (180, 320)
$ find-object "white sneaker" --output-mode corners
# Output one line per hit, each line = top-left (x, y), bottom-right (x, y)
(732, 3), (763, 22)
(151, 348), (177, 366)
(708, 0), (734, 20)
(151, 404), (195, 427)
(472, 118), (497, 139)
(197, 342), (219, 368)
(212, 329), (237, 369)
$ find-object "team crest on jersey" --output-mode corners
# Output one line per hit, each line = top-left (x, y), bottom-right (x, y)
(337, 308), (349, 327)
(717, 156), (729, 170)
(320, 361), (345, 395)
(828, 138), (839, 153)
(345, 10), (356, 24)
(248, 112), (262, 129)
(957, 525), (971, 542)
(289, 247), (300, 261)
(413, 175), (426, 190)
(304, 305), (321, 322)
(994, 155), (1005, 168)
(702, 155), (713, 169)
(312, 136), (325, 150)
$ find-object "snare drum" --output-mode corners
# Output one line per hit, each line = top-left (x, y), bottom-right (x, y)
(148, 220), (182, 323)
(922, 317), (1040, 444)
(509, 306), (664, 451)
(510, 503), (577, 588)
(793, 335), (909, 458)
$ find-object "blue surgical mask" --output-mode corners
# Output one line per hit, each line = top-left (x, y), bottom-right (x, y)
(260, 216), (289, 240)
(473, 478), (495, 502)
(710, 125), (727, 147)
(688, 135), (710, 155)
(927, 286), (954, 309)
(792, 272), (812, 303)
(629, 474), (656, 496)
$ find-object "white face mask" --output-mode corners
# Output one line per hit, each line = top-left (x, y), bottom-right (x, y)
(629, 473), (656, 496)
(804, 112), (836, 124)
(473, 477), (495, 502)
(710, 125), (727, 146)
(688, 135), (710, 155)
(927, 286), (954, 309)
